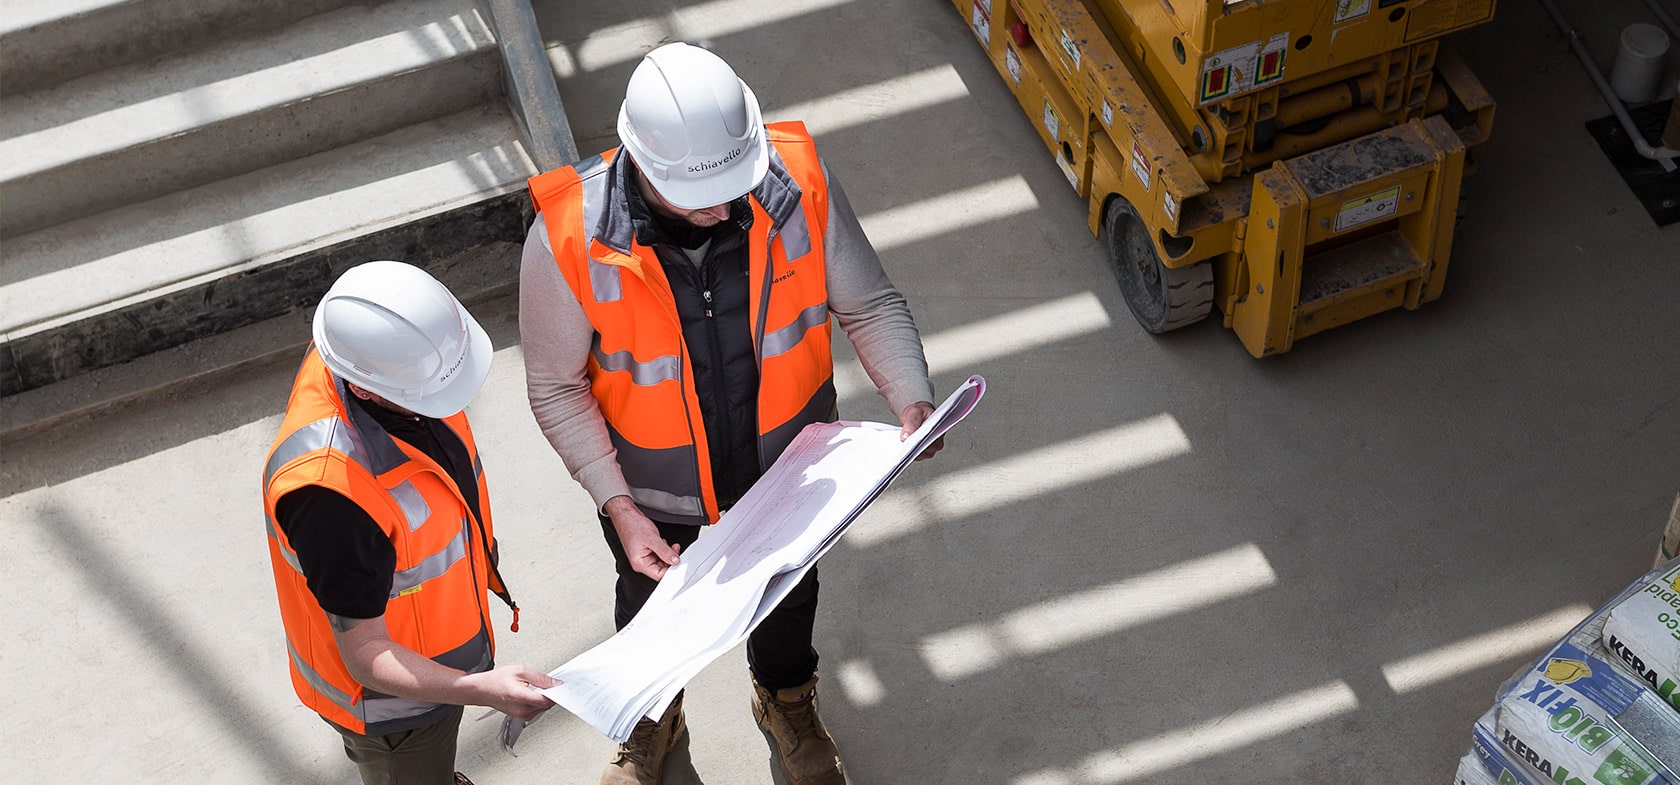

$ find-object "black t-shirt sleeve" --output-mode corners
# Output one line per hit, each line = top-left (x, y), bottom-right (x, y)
(274, 485), (396, 620)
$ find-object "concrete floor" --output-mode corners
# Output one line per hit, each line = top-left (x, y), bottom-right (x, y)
(3, 0), (1678, 782)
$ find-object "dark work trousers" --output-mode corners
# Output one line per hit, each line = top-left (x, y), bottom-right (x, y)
(325, 705), (463, 785)
(599, 514), (821, 691)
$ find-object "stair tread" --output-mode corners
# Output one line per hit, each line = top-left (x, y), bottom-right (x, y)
(0, 0), (121, 36)
(0, 0), (493, 182)
(1299, 233), (1424, 307)
(0, 105), (535, 339)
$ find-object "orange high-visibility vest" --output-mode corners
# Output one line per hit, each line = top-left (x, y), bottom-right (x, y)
(261, 348), (500, 735)
(529, 122), (836, 524)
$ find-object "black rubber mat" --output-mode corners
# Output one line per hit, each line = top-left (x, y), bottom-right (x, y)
(1585, 99), (1680, 228)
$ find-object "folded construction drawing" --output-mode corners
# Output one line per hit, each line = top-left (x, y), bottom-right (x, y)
(501, 375), (987, 746)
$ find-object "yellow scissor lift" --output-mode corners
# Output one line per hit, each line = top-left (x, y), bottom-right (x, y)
(951, 0), (1497, 356)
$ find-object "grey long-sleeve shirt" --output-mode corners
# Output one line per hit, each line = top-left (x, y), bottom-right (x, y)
(519, 162), (935, 511)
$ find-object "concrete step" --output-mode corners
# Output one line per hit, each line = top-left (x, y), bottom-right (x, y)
(0, 241), (525, 445)
(0, 0), (357, 96)
(0, 0), (500, 239)
(0, 104), (537, 396)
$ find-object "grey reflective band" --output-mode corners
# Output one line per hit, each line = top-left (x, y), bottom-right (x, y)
(761, 303), (830, 359)
(579, 165), (624, 303)
(266, 516), (304, 574)
(759, 377), (838, 472)
(264, 417), (367, 487)
(606, 423), (707, 523)
(287, 640), (358, 711)
(630, 485), (706, 518)
(389, 526), (468, 598)
(574, 154), (609, 181)
(593, 343), (681, 385)
(389, 480), (431, 532)
(472, 453), (484, 480)
(587, 258), (624, 303)
(778, 202), (812, 261)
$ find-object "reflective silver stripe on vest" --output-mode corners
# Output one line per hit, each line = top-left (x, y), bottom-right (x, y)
(388, 525), (468, 599)
(389, 480), (431, 532)
(587, 258), (623, 303)
(630, 485), (706, 519)
(266, 515), (304, 574)
(264, 417), (368, 487)
(762, 303), (830, 359)
(287, 640), (359, 711)
(593, 337), (681, 386)
(472, 453), (484, 480)
(777, 201), (812, 261)
(579, 166), (624, 303)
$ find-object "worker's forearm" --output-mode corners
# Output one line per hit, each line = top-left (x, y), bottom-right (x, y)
(329, 616), (499, 709)
(337, 629), (485, 706)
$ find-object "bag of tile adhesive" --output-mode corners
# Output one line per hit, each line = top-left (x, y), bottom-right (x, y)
(1495, 641), (1680, 785)
(1601, 561), (1680, 714)
(1459, 708), (1540, 785)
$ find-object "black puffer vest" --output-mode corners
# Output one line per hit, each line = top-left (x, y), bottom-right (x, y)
(653, 230), (761, 510)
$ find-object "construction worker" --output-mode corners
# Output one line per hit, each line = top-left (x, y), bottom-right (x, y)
(261, 261), (556, 785)
(520, 42), (941, 785)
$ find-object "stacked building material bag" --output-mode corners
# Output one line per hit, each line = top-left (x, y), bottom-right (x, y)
(1453, 560), (1680, 784)
(1457, 709), (1539, 785)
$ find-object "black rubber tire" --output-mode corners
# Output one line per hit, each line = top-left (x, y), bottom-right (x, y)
(1103, 196), (1213, 333)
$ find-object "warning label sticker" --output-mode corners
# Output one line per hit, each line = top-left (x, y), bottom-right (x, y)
(976, 0), (991, 13)
(1042, 99), (1060, 141)
(970, 2), (991, 45)
(1130, 141), (1151, 191)
(1101, 99), (1114, 128)
(1059, 30), (1081, 71)
(1334, 185), (1401, 232)
(1406, 0), (1495, 41)
(1163, 191), (1179, 224)
(1005, 44), (1022, 86)
(1199, 33), (1289, 104)
(1334, 0), (1371, 23)
(1055, 150), (1079, 191)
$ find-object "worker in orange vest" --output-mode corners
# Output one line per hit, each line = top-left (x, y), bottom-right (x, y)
(520, 43), (942, 785)
(261, 261), (556, 785)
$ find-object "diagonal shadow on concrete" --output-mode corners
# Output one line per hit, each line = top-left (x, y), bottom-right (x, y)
(30, 500), (319, 783)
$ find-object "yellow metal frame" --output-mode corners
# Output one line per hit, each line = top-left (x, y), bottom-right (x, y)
(950, 0), (1493, 356)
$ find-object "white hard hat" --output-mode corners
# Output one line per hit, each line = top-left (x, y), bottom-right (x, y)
(617, 42), (770, 210)
(312, 261), (492, 418)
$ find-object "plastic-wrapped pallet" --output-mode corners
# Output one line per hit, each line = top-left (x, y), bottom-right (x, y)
(1459, 708), (1540, 785)
(1494, 641), (1680, 784)
(1603, 562), (1680, 713)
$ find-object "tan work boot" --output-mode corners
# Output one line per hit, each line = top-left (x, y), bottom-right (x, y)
(751, 674), (845, 785)
(601, 692), (686, 785)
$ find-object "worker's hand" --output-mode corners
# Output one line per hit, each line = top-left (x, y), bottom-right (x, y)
(899, 401), (944, 461)
(464, 665), (559, 722)
(605, 495), (681, 580)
